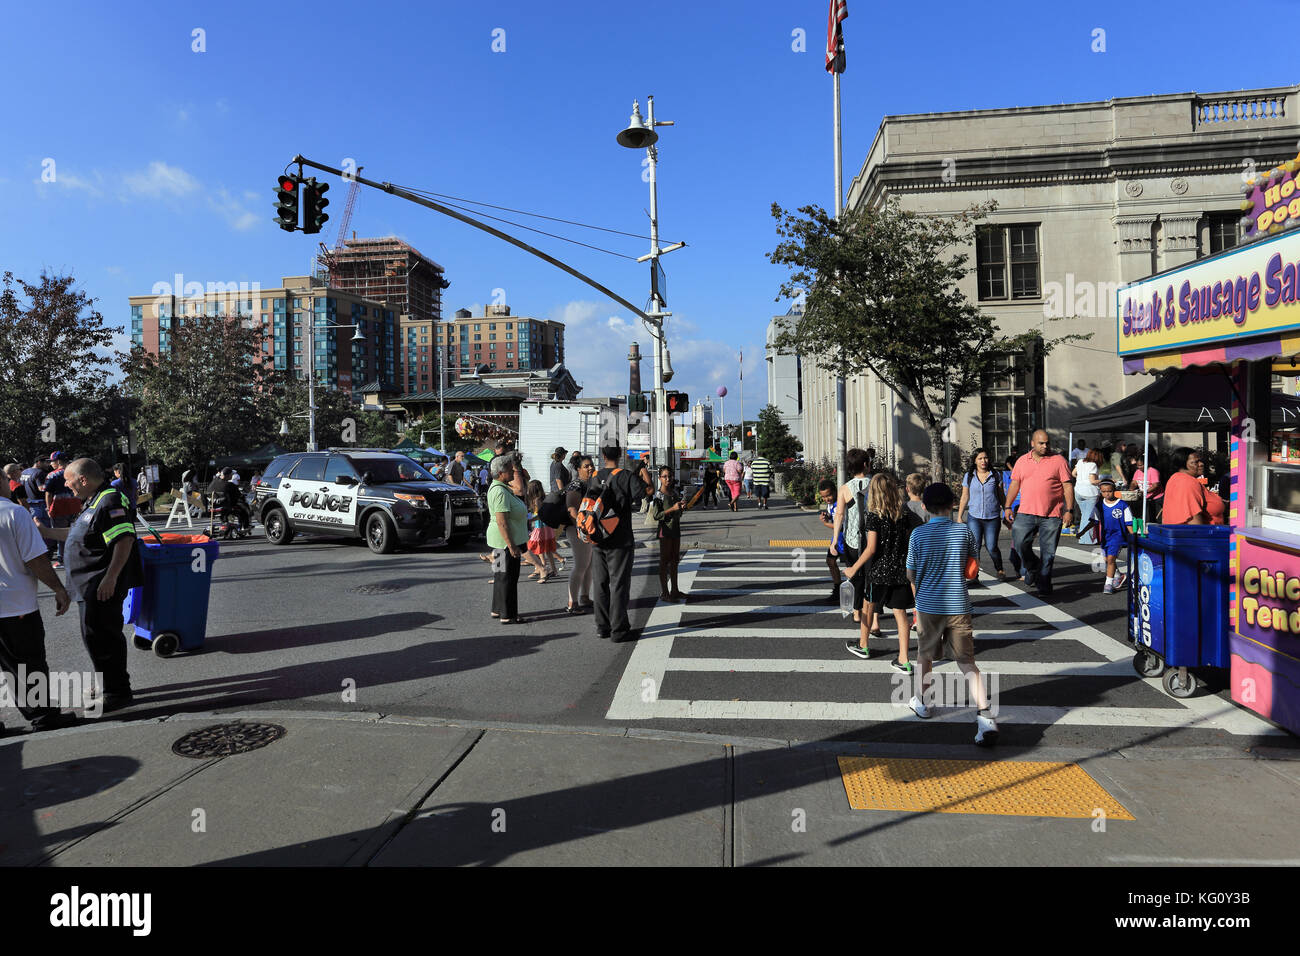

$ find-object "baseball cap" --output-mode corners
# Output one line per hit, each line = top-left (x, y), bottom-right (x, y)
(554, 446), (567, 456)
(50, 451), (66, 462)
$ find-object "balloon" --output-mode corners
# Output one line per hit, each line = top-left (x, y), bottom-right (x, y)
(716, 386), (728, 398)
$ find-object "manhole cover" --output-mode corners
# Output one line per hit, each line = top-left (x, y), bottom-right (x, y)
(172, 722), (287, 759)
(350, 583), (406, 594)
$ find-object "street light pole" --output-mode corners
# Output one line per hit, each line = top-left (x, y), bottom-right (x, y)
(618, 96), (684, 474)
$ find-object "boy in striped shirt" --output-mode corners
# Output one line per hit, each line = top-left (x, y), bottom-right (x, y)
(905, 483), (998, 746)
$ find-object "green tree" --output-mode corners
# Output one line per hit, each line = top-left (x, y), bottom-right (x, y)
(122, 313), (267, 468)
(0, 272), (118, 463)
(768, 198), (1086, 478)
(755, 405), (802, 462)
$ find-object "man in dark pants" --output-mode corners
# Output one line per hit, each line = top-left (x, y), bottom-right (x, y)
(588, 446), (650, 643)
(37, 458), (143, 713)
(0, 491), (77, 732)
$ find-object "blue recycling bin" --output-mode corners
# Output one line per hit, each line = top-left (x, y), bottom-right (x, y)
(123, 533), (221, 657)
(1128, 524), (1230, 688)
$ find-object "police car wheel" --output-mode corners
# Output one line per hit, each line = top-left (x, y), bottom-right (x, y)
(366, 512), (397, 554)
(264, 508), (294, 546)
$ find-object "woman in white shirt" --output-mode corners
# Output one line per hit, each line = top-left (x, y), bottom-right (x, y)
(1072, 449), (1103, 545)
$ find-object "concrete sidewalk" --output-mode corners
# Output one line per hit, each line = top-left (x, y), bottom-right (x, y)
(5, 710), (1298, 867)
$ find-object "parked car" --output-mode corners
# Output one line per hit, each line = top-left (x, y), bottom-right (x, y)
(254, 449), (484, 554)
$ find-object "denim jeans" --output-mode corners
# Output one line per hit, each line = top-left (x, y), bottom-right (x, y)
(1076, 495), (1100, 545)
(1011, 513), (1063, 592)
(965, 515), (1004, 573)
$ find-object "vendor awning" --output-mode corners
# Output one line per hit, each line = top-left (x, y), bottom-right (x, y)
(1123, 331), (1300, 375)
(1071, 367), (1300, 432)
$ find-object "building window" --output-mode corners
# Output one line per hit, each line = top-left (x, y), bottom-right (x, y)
(980, 343), (1043, 464)
(1208, 212), (1241, 256)
(474, 323), (481, 331)
(977, 225), (1040, 301)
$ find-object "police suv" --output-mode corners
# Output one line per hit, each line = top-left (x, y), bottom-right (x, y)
(254, 449), (483, 553)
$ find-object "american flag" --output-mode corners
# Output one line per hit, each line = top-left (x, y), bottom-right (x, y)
(825, 0), (847, 73)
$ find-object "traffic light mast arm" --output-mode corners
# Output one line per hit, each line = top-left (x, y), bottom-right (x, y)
(290, 155), (653, 324)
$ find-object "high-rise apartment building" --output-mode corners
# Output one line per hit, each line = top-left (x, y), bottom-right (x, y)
(319, 236), (449, 393)
(435, 305), (565, 385)
(127, 275), (398, 394)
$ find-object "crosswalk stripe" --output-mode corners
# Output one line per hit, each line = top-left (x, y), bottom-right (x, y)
(663, 658), (1135, 676)
(604, 547), (1287, 737)
(642, 627), (1060, 640)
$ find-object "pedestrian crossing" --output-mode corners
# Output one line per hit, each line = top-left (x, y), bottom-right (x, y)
(607, 548), (1285, 737)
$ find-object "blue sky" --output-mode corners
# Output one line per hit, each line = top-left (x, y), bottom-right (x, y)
(2, 0), (1295, 422)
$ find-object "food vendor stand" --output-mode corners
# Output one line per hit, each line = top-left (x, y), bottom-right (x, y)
(1117, 166), (1300, 733)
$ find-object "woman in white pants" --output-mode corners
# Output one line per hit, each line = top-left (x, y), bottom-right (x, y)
(564, 455), (596, 615)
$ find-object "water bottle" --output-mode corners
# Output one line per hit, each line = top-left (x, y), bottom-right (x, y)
(839, 579), (856, 618)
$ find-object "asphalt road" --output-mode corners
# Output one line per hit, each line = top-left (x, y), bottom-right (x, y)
(5, 502), (1295, 755)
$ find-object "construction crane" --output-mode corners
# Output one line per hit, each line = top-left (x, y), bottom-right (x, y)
(333, 168), (363, 250)
(316, 167), (363, 282)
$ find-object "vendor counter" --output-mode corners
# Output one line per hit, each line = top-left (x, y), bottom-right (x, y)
(1231, 529), (1300, 735)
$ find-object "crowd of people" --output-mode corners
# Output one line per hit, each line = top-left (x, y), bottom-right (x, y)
(0, 454), (144, 735)
(481, 440), (685, 641)
(821, 447), (999, 746)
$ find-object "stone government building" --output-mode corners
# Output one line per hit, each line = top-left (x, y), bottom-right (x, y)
(797, 85), (1300, 471)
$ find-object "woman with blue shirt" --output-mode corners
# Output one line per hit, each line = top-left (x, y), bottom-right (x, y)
(957, 448), (1006, 580)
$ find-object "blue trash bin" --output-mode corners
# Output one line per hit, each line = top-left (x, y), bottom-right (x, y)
(123, 533), (221, 657)
(1128, 524), (1230, 691)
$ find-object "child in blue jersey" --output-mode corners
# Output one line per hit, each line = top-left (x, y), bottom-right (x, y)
(1079, 478), (1132, 594)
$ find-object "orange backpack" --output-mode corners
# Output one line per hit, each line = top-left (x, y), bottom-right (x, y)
(576, 469), (623, 544)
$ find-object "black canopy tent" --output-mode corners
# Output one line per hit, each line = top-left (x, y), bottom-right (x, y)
(211, 442), (292, 471)
(1069, 367), (1300, 433)
(1069, 367), (1300, 526)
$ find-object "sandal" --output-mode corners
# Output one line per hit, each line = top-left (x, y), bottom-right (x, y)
(869, 629), (884, 638)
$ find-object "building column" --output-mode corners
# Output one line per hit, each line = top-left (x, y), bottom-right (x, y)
(1114, 214), (1158, 284)
(1159, 212), (1202, 270)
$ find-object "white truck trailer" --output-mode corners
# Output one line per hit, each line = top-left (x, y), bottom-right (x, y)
(517, 400), (629, 488)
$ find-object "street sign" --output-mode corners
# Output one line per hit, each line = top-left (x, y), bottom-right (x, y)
(651, 259), (667, 307)
(720, 437), (731, 452)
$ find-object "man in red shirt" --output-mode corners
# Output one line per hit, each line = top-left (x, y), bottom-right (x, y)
(1004, 430), (1076, 598)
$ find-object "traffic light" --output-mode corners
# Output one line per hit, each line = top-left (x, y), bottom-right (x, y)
(302, 178), (330, 234)
(274, 174), (299, 232)
(665, 391), (689, 414)
(627, 393), (648, 413)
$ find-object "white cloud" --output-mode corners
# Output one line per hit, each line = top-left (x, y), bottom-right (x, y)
(210, 187), (260, 231)
(33, 168), (105, 197)
(124, 161), (198, 198)
(550, 299), (761, 414)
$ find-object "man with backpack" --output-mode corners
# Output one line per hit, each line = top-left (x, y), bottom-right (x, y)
(583, 446), (650, 643)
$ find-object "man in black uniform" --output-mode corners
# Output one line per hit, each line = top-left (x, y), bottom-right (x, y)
(588, 445), (651, 643)
(37, 458), (143, 712)
(206, 467), (250, 531)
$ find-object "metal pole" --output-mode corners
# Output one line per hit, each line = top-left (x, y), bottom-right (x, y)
(1142, 419), (1150, 527)
(833, 70), (847, 487)
(646, 96), (666, 475)
(306, 300), (317, 452)
(739, 348), (744, 454)
(439, 362), (445, 455)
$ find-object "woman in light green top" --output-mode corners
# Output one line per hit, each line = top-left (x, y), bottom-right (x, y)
(487, 455), (530, 624)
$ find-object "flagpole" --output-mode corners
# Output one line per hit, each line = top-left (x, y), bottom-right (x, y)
(833, 59), (847, 487)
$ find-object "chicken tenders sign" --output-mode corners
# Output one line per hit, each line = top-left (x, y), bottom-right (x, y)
(1118, 229), (1300, 355)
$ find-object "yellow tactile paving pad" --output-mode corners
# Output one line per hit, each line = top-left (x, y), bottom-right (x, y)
(837, 757), (1134, 820)
(769, 539), (833, 547)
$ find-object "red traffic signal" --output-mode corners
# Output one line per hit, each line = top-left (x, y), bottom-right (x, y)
(665, 391), (689, 414)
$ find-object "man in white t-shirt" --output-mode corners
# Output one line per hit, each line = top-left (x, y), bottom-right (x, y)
(1069, 440), (1088, 465)
(0, 496), (75, 732)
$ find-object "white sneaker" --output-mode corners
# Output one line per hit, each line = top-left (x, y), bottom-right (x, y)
(975, 712), (999, 747)
(908, 695), (932, 719)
